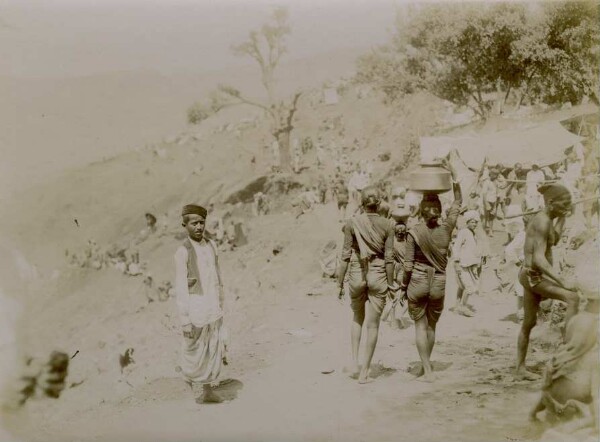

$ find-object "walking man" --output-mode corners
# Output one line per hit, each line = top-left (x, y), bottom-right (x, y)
(516, 184), (579, 380)
(338, 187), (396, 384)
(400, 159), (462, 382)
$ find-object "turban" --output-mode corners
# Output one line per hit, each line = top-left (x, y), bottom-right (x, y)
(392, 186), (406, 197)
(537, 183), (571, 201)
(464, 210), (479, 223)
(181, 204), (207, 218)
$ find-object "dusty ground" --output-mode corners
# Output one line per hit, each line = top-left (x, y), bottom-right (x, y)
(6, 203), (565, 442)
(2, 81), (596, 442)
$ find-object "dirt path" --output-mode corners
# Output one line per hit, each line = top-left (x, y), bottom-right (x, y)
(20, 270), (555, 442)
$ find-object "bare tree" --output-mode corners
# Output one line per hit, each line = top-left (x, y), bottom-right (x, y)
(188, 7), (302, 172)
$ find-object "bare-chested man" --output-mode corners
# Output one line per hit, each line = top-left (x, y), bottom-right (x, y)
(516, 183), (579, 380)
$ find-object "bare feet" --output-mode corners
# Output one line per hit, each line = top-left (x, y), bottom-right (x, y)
(514, 367), (541, 381)
(416, 372), (436, 383)
(196, 386), (223, 404)
(457, 305), (474, 317)
(357, 368), (370, 384)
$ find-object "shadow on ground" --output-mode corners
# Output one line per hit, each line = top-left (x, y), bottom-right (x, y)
(214, 378), (244, 401)
(407, 360), (453, 376)
(369, 363), (398, 379)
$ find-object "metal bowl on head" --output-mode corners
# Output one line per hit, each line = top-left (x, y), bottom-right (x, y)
(409, 162), (452, 194)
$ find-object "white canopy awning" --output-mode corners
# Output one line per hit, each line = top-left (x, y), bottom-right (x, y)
(420, 121), (585, 169)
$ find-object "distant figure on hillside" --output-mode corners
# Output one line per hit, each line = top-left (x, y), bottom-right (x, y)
(525, 164), (546, 210)
(333, 177), (350, 221)
(135, 213), (158, 244)
(560, 150), (583, 200)
(292, 138), (302, 173)
(497, 223), (527, 321)
(174, 204), (228, 404)
(348, 165), (369, 214)
(252, 192), (269, 217)
(337, 186), (396, 384)
(507, 162), (527, 197)
(400, 158), (462, 382)
(317, 177), (328, 204)
(316, 137), (327, 168)
(293, 186), (319, 220)
(271, 140), (281, 172)
(502, 196), (525, 245)
(301, 136), (313, 155)
(224, 218), (248, 249)
(145, 213), (157, 233)
(465, 190), (480, 213)
(516, 184), (578, 380)
(481, 168), (499, 235)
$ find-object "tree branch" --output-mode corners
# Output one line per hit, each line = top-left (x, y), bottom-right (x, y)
(218, 85), (273, 115)
(272, 91), (302, 136)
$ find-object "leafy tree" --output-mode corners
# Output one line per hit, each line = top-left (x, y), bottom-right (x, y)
(356, 2), (599, 119)
(526, 1), (599, 105)
(187, 7), (302, 171)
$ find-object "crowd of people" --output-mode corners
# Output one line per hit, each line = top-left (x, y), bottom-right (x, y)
(65, 213), (175, 303)
(326, 142), (599, 436)
(55, 126), (599, 436)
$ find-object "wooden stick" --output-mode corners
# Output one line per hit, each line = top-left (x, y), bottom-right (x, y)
(501, 195), (600, 220)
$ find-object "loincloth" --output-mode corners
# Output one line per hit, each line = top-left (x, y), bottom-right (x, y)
(521, 266), (544, 287)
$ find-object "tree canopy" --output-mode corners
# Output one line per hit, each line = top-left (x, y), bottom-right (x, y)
(356, 2), (599, 119)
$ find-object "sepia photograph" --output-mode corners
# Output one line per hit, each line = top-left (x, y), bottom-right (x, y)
(1, 0), (599, 441)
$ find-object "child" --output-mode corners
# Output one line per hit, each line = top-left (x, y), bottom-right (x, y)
(174, 204), (228, 404)
(451, 211), (483, 317)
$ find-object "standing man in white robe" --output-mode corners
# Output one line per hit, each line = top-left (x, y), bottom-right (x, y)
(175, 204), (228, 404)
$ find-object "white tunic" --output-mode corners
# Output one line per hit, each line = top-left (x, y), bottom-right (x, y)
(174, 239), (223, 328)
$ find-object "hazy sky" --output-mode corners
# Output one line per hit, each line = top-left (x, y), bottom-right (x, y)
(2, 0), (400, 78)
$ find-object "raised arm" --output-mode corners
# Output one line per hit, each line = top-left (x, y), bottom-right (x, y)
(442, 156), (462, 204)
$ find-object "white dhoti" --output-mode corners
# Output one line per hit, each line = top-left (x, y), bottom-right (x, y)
(174, 238), (228, 386)
(181, 317), (226, 385)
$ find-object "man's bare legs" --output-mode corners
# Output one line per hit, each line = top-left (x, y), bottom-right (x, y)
(350, 308), (365, 378)
(451, 285), (463, 311)
(358, 302), (382, 384)
(516, 281), (578, 378)
(516, 287), (540, 379)
(427, 320), (437, 357)
(414, 315), (436, 382)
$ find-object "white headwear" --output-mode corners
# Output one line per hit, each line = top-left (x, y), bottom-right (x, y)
(464, 210), (479, 223)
